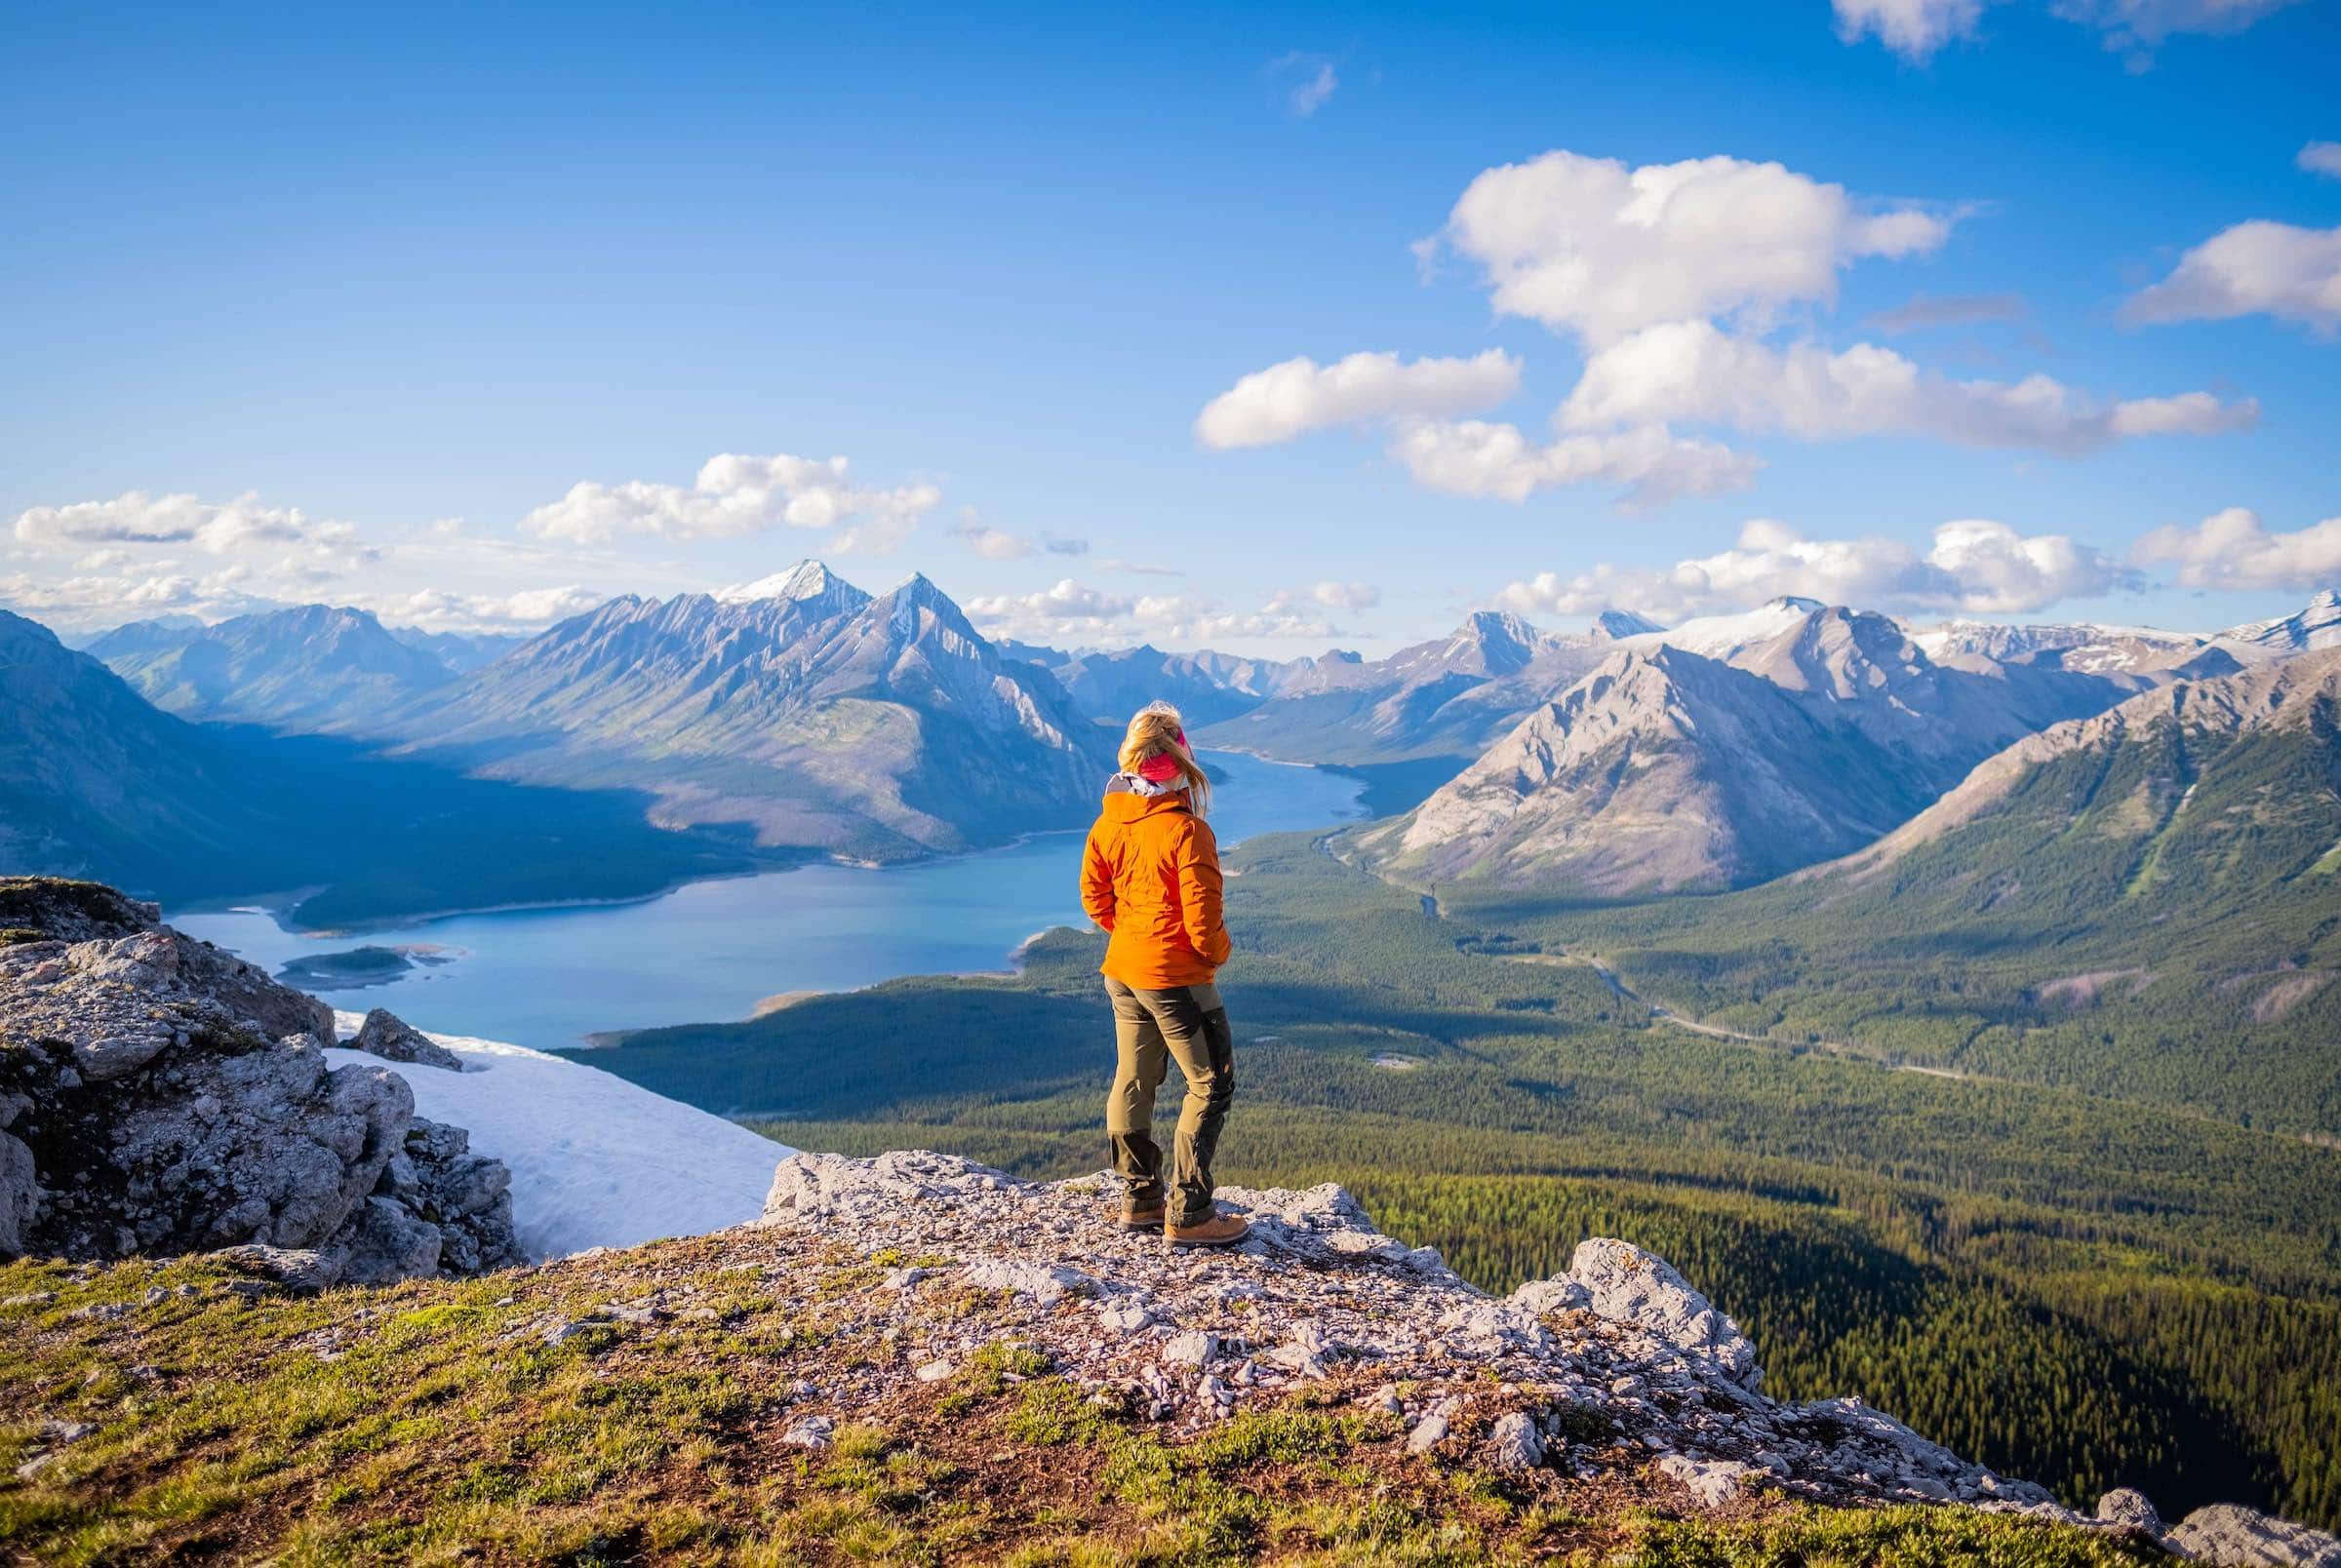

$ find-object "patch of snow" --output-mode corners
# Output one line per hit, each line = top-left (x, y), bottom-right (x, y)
(328, 1011), (792, 1262)
(1623, 597), (1823, 660)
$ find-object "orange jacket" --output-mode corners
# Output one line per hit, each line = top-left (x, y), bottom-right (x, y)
(1080, 784), (1231, 989)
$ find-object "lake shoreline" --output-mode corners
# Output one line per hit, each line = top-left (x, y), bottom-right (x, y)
(174, 753), (1367, 1055)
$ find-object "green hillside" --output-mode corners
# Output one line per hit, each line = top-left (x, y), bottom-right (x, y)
(1459, 695), (2341, 1136)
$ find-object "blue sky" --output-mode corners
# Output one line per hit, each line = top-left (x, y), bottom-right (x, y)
(3, 0), (2337, 654)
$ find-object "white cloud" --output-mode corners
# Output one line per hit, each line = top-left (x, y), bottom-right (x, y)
(2123, 220), (2341, 335)
(351, 584), (611, 634)
(1290, 61), (1337, 116)
(1836, 0), (2303, 64)
(1194, 350), (1522, 450)
(1436, 148), (1955, 344)
(1270, 52), (1339, 117)
(2049, 0), (2306, 65)
(1310, 580), (1381, 611)
(2301, 141), (2341, 180)
(1209, 143), (2245, 506)
(966, 579), (1340, 647)
(954, 515), (1034, 561)
(1833, 0), (1990, 60)
(950, 510), (1087, 561)
(1561, 319), (2253, 451)
(12, 489), (375, 568)
(518, 452), (941, 552)
(2131, 506), (2341, 590)
(1496, 516), (2137, 620)
(4, 488), (387, 632)
(1386, 418), (1762, 507)
(0, 566), (278, 630)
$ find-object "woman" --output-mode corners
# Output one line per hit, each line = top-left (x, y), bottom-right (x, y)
(1079, 702), (1249, 1246)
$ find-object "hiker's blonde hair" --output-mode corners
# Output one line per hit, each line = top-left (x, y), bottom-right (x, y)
(1120, 700), (1210, 815)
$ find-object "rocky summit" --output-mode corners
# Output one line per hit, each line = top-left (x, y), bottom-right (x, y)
(0, 877), (520, 1286)
(750, 1151), (2334, 1564)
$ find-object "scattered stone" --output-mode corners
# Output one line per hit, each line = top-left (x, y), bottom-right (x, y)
(1406, 1413), (1450, 1455)
(1161, 1330), (1216, 1367)
(1487, 1411), (1545, 1472)
(2098, 1488), (2162, 1532)
(1658, 1453), (1761, 1509)
(961, 1258), (1098, 1304)
(347, 1008), (465, 1074)
(914, 1360), (956, 1382)
(1263, 1321), (1334, 1376)
(781, 1415), (835, 1449)
(1094, 1298), (1152, 1333)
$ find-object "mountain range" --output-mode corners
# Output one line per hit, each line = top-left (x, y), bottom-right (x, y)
(89, 604), (463, 728)
(366, 563), (1116, 859)
(1005, 641), (1320, 729)
(1192, 610), (1624, 767)
(0, 608), (759, 923)
(29, 568), (2341, 910)
(1352, 597), (2202, 892)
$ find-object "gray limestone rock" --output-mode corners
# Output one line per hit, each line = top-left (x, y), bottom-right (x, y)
(348, 1008), (466, 1074)
(1567, 1237), (1763, 1391)
(0, 878), (516, 1282)
(2165, 1505), (2341, 1567)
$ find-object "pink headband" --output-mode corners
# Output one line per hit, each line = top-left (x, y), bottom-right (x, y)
(1136, 729), (1189, 783)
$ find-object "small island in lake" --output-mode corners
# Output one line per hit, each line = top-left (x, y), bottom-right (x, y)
(277, 944), (458, 991)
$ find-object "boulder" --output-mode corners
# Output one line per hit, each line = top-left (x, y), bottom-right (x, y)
(0, 877), (518, 1284)
(349, 1009), (466, 1074)
(1567, 1237), (1763, 1391)
(2165, 1505), (2341, 1567)
(2098, 1488), (2163, 1532)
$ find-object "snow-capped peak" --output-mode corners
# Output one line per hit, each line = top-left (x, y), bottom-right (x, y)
(714, 559), (871, 611)
(1623, 597), (1825, 659)
(1592, 608), (1666, 641)
(2222, 588), (2341, 652)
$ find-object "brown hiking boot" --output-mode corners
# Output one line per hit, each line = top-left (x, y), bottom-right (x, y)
(1115, 1198), (1167, 1233)
(1165, 1210), (1250, 1247)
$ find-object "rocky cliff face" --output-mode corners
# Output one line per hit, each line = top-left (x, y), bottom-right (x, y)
(0, 878), (520, 1285)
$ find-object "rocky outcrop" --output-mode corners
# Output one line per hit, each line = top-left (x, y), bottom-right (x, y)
(348, 1007), (466, 1074)
(757, 1151), (2072, 1514)
(2163, 1504), (2341, 1567)
(751, 1150), (2341, 1560)
(0, 877), (519, 1285)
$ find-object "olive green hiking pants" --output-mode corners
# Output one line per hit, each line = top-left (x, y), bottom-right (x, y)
(1103, 977), (1234, 1227)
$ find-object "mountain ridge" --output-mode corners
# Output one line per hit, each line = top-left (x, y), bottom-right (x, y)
(371, 564), (1118, 860)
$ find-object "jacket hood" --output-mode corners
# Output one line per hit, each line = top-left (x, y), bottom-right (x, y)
(1100, 780), (1193, 823)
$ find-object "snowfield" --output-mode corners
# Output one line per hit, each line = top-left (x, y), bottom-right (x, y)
(328, 1012), (795, 1260)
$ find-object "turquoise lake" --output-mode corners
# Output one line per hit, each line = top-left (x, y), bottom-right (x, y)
(175, 752), (1366, 1053)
